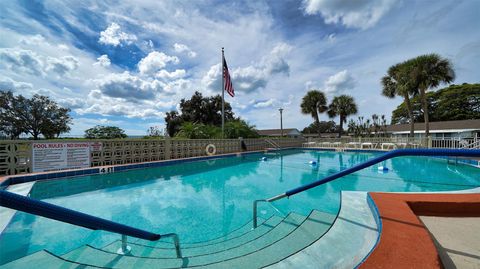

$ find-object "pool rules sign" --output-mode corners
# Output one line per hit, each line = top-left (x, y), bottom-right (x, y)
(32, 142), (91, 172)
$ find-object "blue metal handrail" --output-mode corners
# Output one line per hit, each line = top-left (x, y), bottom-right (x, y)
(0, 190), (182, 257)
(253, 149), (480, 227)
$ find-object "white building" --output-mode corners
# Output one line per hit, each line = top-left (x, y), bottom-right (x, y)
(386, 119), (480, 139)
(257, 128), (303, 138)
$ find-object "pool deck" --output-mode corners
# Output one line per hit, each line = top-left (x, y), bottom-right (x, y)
(0, 182), (35, 234)
(361, 192), (480, 269)
(421, 216), (480, 268)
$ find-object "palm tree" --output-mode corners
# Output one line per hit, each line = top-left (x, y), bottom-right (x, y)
(328, 95), (358, 138)
(301, 90), (328, 136)
(381, 62), (418, 137)
(408, 54), (455, 136)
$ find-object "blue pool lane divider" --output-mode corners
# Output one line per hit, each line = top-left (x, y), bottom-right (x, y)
(283, 149), (480, 198)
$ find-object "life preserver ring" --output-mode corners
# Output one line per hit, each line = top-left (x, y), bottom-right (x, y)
(206, 144), (216, 156)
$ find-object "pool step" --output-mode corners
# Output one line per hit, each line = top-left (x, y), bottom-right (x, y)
(60, 212), (306, 268)
(203, 210), (335, 269)
(132, 215), (270, 249)
(1, 210), (336, 269)
(0, 250), (96, 269)
(101, 215), (285, 258)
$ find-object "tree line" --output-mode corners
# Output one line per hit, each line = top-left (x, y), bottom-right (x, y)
(0, 91), (72, 139)
(391, 83), (480, 124)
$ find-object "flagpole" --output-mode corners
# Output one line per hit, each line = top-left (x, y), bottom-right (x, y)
(221, 47), (225, 138)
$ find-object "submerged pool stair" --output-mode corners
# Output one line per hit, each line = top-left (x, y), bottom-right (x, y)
(0, 211), (335, 268)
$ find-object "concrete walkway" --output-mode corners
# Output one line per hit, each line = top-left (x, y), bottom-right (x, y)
(421, 216), (480, 269)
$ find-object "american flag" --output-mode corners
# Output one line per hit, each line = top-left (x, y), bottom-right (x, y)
(223, 57), (235, 97)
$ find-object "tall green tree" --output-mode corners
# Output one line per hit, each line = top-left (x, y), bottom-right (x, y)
(0, 91), (23, 139)
(381, 62), (417, 137)
(0, 91), (72, 139)
(84, 125), (127, 139)
(408, 54), (455, 136)
(300, 90), (328, 136)
(391, 83), (480, 124)
(327, 95), (358, 138)
(164, 91), (234, 137)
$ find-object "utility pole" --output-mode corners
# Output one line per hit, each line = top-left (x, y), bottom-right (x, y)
(279, 108), (284, 137)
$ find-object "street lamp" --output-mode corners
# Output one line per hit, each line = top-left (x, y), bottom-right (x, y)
(279, 108), (284, 137)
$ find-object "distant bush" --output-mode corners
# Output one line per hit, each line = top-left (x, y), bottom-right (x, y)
(175, 120), (259, 139)
(84, 125), (127, 139)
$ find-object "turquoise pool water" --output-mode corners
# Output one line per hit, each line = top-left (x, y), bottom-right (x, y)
(1, 149), (479, 264)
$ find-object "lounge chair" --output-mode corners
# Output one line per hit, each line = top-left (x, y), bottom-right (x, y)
(361, 142), (374, 149)
(381, 143), (396, 150)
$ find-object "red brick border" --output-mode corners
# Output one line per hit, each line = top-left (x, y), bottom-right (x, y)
(361, 193), (480, 269)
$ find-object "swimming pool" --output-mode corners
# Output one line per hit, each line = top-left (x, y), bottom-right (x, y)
(1, 149), (479, 265)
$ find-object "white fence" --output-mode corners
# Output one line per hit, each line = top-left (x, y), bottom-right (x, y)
(0, 138), (305, 175)
(304, 137), (479, 150)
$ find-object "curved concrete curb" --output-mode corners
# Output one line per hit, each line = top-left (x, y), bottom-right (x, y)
(267, 191), (380, 269)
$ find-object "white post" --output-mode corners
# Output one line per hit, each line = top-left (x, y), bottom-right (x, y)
(221, 47), (225, 138)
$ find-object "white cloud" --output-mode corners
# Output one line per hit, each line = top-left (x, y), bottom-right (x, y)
(162, 78), (191, 95)
(202, 63), (222, 93)
(98, 22), (137, 46)
(95, 71), (163, 100)
(138, 51), (179, 75)
(56, 97), (86, 109)
(19, 34), (46, 46)
(0, 48), (80, 77)
(0, 48), (44, 76)
(156, 69), (186, 80)
(46, 55), (79, 76)
(93, 54), (111, 67)
(202, 43), (292, 94)
(173, 43), (197, 58)
(302, 0), (398, 29)
(77, 89), (165, 118)
(232, 66), (268, 93)
(323, 70), (355, 94)
(253, 98), (276, 108)
(0, 76), (33, 92)
(263, 43), (292, 75)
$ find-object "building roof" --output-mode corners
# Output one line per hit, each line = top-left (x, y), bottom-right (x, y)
(256, 128), (301, 136)
(303, 133), (339, 138)
(386, 119), (480, 134)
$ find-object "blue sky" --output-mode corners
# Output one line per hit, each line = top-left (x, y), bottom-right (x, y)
(1, 0), (479, 136)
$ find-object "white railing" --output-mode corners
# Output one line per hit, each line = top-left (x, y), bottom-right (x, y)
(430, 137), (476, 149)
(264, 138), (281, 149)
(461, 139), (480, 149)
(304, 137), (427, 150)
(303, 137), (479, 150)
